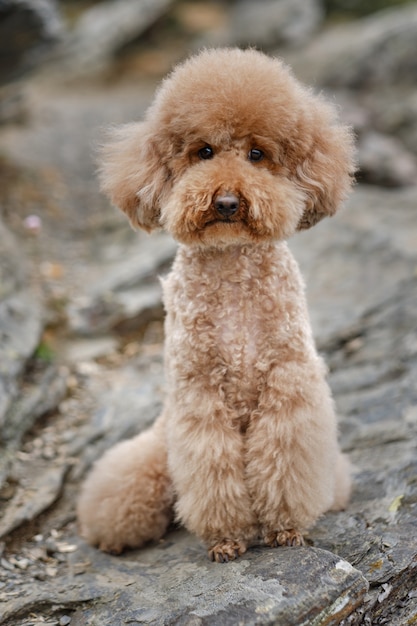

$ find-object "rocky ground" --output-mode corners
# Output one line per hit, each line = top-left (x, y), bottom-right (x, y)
(1, 1), (417, 625)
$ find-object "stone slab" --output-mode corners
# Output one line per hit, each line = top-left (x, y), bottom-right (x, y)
(0, 531), (367, 626)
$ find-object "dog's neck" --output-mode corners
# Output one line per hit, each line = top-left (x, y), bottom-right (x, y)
(180, 240), (279, 260)
(176, 240), (289, 283)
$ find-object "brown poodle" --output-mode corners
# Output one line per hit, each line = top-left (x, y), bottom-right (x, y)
(77, 48), (355, 562)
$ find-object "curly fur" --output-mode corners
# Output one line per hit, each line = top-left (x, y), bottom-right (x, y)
(77, 48), (355, 562)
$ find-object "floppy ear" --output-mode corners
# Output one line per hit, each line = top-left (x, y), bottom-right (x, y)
(293, 103), (356, 231)
(98, 122), (170, 232)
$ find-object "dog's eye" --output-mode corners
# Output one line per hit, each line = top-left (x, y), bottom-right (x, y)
(248, 149), (264, 162)
(198, 146), (214, 160)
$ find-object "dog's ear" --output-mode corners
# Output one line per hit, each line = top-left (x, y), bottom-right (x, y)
(99, 122), (169, 232)
(293, 104), (356, 231)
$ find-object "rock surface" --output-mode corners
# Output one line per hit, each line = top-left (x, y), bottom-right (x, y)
(228, 0), (323, 49)
(0, 220), (43, 429)
(356, 131), (417, 187)
(283, 3), (417, 188)
(0, 0), (63, 85)
(287, 3), (417, 89)
(0, 533), (368, 626)
(54, 0), (175, 78)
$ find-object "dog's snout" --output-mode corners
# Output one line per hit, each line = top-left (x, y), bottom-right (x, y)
(214, 193), (239, 218)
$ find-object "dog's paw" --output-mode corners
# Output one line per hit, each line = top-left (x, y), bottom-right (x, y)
(264, 528), (305, 548)
(208, 539), (247, 563)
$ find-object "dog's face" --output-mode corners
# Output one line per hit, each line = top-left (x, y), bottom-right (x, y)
(158, 130), (307, 247)
(100, 49), (355, 247)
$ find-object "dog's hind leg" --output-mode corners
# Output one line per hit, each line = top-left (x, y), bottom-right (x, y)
(77, 413), (174, 554)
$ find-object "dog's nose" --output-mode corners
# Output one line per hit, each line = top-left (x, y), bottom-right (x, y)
(214, 193), (239, 218)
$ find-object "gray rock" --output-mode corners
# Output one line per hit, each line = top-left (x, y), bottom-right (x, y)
(287, 4), (417, 89)
(357, 131), (417, 187)
(67, 232), (176, 335)
(56, 0), (175, 77)
(328, 91), (372, 135)
(0, 0), (63, 85)
(367, 88), (417, 157)
(0, 80), (155, 229)
(89, 233), (175, 296)
(312, 92), (417, 187)
(0, 220), (43, 429)
(0, 364), (69, 488)
(70, 353), (164, 478)
(62, 336), (119, 363)
(228, 0), (323, 49)
(290, 185), (417, 344)
(312, 283), (417, 624)
(323, 0), (415, 18)
(0, 460), (69, 539)
(0, 533), (368, 625)
(0, 219), (28, 306)
(0, 83), (27, 125)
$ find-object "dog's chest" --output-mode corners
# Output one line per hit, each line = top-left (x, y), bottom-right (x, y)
(208, 281), (265, 373)
(163, 243), (302, 394)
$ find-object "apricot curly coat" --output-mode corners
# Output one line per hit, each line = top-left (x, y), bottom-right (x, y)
(77, 48), (355, 562)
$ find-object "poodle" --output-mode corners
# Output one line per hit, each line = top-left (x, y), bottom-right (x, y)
(77, 48), (355, 563)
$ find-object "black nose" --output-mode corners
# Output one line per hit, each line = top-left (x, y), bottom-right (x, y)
(214, 193), (239, 218)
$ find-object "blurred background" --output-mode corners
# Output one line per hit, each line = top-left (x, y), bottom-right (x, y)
(1, 0), (417, 610)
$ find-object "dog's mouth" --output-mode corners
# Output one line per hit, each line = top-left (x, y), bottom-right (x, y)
(204, 217), (241, 227)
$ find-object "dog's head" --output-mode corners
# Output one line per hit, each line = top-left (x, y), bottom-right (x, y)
(100, 48), (355, 247)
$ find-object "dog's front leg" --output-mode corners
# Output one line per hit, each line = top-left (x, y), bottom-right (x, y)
(245, 362), (340, 548)
(166, 399), (258, 562)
